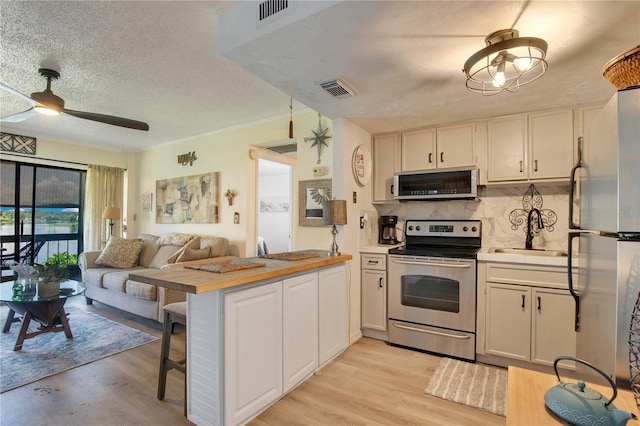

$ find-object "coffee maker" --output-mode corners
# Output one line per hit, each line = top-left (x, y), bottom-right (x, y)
(378, 215), (399, 245)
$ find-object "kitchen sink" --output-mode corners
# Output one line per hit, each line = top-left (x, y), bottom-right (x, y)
(489, 247), (568, 257)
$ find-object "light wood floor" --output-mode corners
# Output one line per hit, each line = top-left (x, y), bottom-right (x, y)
(1, 297), (505, 426)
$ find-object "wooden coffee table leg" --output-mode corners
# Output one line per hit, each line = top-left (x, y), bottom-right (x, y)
(3, 308), (16, 333)
(14, 311), (32, 351)
(58, 306), (73, 339)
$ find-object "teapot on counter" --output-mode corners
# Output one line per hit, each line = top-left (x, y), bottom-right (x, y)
(544, 356), (638, 426)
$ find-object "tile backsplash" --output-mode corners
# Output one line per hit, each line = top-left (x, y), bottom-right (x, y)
(372, 184), (571, 251)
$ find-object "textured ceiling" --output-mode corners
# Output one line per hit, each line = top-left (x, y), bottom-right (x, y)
(1, 1), (639, 153)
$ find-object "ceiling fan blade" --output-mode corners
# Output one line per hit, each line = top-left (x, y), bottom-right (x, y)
(0, 82), (38, 106)
(62, 109), (149, 131)
(0, 108), (38, 123)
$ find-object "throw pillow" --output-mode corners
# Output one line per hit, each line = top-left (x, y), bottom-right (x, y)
(157, 233), (197, 247)
(200, 237), (229, 257)
(176, 247), (211, 262)
(148, 244), (182, 269)
(166, 236), (200, 263)
(137, 234), (160, 268)
(95, 237), (144, 269)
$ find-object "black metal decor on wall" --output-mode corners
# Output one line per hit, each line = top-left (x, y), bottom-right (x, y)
(0, 132), (36, 155)
(509, 184), (557, 236)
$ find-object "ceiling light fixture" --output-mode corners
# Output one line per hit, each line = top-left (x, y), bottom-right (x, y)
(463, 29), (548, 95)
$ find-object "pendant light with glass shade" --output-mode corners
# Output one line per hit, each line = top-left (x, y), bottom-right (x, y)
(463, 29), (548, 95)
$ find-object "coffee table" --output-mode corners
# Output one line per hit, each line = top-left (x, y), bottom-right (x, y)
(1, 280), (86, 351)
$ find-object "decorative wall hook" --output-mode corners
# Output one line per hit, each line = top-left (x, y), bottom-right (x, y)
(225, 189), (236, 206)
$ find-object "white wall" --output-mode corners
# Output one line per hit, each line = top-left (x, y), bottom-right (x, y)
(130, 110), (332, 257)
(0, 137), (127, 170)
(331, 118), (373, 344)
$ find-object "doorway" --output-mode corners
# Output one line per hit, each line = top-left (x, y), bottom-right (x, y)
(257, 158), (294, 255)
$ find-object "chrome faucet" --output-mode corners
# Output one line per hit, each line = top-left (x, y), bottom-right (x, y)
(525, 208), (544, 250)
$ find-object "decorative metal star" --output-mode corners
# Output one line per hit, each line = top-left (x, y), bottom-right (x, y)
(304, 113), (331, 164)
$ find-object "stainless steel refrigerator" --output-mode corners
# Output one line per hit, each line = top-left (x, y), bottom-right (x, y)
(568, 87), (640, 387)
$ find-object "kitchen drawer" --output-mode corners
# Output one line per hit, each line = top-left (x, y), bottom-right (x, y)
(485, 262), (574, 289)
(361, 253), (386, 270)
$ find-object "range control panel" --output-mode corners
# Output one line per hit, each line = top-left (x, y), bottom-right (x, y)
(404, 220), (481, 238)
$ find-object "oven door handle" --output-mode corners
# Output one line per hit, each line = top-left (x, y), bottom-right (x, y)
(391, 259), (471, 268)
(391, 322), (471, 339)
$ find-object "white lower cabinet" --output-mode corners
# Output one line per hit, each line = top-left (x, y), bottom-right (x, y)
(224, 281), (283, 426)
(360, 253), (387, 334)
(318, 264), (349, 367)
(480, 261), (577, 370)
(283, 273), (318, 393)
(224, 265), (346, 425)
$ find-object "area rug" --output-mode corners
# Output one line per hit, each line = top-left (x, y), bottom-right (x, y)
(0, 308), (158, 393)
(425, 357), (508, 416)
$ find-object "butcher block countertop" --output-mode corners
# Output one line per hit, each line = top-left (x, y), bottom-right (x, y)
(507, 366), (639, 425)
(129, 250), (352, 294)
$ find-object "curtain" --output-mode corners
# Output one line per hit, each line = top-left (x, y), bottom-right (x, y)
(84, 165), (125, 251)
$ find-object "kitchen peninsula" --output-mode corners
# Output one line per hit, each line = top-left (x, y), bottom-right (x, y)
(129, 250), (352, 426)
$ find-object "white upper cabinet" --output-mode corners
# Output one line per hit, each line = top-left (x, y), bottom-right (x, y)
(528, 109), (574, 180)
(436, 123), (476, 168)
(487, 109), (574, 183)
(372, 133), (400, 203)
(487, 115), (528, 181)
(401, 128), (436, 171)
(401, 123), (475, 172)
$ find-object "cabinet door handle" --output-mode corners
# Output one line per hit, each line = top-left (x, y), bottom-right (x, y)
(367, 260), (379, 265)
(440, 152), (444, 163)
(521, 295), (526, 308)
(537, 296), (541, 310)
(428, 153), (433, 163)
(390, 184), (394, 195)
(519, 161), (523, 173)
(378, 277), (383, 288)
(534, 160), (538, 172)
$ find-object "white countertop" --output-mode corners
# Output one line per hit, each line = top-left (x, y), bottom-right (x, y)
(359, 244), (401, 254)
(477, 248), (573, 267)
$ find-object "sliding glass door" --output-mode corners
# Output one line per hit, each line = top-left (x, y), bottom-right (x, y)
(1, 160), (85, 269)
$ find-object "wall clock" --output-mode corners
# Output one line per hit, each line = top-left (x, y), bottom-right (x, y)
(352, 144), (372, 186)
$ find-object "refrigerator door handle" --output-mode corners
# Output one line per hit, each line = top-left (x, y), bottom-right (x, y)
(568, 231), (581, 332)
(569, 137), (583, 230)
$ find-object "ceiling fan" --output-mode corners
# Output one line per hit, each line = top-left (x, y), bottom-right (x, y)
(0, 68), (149, 131)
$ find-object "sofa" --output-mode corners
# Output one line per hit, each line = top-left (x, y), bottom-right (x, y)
(79, 232), (236, 322)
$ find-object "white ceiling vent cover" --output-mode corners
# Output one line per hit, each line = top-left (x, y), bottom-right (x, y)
(318, 78), (358, 98)
(259, 0), (289, 21)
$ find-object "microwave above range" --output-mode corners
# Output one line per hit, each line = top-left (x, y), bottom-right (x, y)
(392, 167), (479, 201)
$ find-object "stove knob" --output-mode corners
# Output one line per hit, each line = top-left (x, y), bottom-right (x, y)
(463, 226), (468, 232)
(416, 226), (421, 231)
(408, 226), (413, 231)
(472, 226), (477, 232)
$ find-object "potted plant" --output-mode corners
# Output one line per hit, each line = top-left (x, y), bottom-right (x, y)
(34, 260), (70, 297)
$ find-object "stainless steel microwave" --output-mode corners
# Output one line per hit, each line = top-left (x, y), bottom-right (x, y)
(392, 167), (479, 200)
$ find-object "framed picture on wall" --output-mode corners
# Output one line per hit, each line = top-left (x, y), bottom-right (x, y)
(155, 171), (219, 223)
(298, 179), (332, 227)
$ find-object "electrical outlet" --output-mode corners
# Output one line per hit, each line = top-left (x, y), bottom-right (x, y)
(233, 212), (240, 224)
(360, 216), (365, 229)
(313, 166), (327, 177)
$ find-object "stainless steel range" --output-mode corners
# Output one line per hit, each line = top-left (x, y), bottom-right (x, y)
(387, 219), (481, 361)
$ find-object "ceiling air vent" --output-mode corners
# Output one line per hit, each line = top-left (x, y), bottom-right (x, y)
(318, 78), (358, 98)
(259, 0), (289, 21)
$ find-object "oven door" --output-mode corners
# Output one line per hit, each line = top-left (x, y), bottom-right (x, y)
(388, 255), (476, 333)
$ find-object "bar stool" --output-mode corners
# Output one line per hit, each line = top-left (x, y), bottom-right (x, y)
(157, 301), (187, 416)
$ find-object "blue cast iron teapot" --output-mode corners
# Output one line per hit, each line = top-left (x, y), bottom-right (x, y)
(544, 356), (638, 426)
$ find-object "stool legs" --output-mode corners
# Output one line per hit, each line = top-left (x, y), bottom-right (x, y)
(157, 310), (187, 416)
